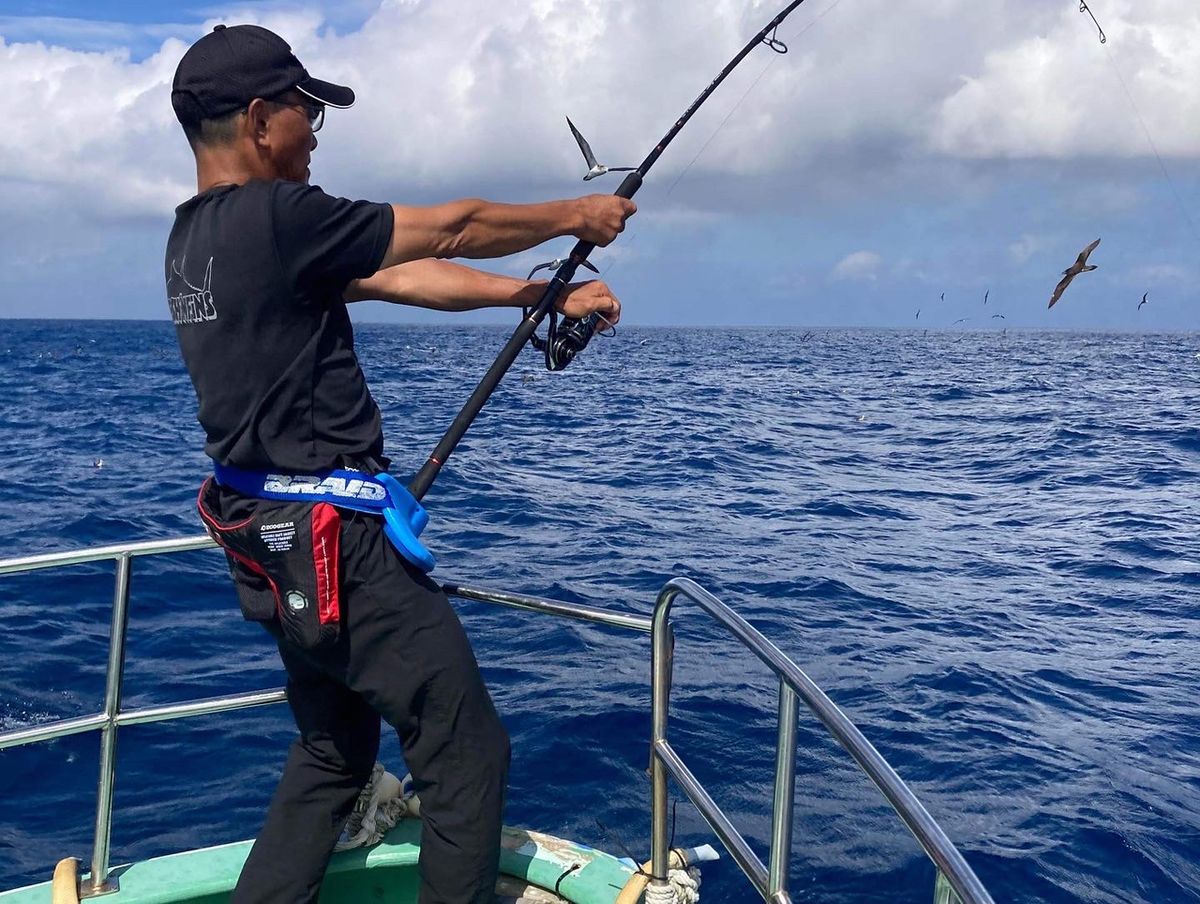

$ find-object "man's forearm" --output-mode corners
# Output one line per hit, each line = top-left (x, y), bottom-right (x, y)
(441, 199), (583, 259)
(345, 259), (547, 311)
(384, 199), (583, 268)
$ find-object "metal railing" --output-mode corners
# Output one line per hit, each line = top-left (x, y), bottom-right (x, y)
(648, 577), (993, 904)
(1, 538), (993, 904)
(0, 536), (650, 897)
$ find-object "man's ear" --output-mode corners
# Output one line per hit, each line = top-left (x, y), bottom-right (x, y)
(246, 97), (273, 147)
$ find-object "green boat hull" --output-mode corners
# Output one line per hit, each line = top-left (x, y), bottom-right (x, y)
(0, 823), (636, 904)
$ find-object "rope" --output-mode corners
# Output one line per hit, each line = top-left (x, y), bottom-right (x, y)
(643, 868), (702, 904)
(333, 763), (418, 852)
(614, 861), (707, 903)
(668, 866), (703, 903)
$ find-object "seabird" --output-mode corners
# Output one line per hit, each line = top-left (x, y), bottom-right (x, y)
(915, 309), (920, 320)
(1138, 292), (1148, 310)
(526, 258), (600, 280)
(953, 317), (969, 324)
(1048, 238), (1100, 309)
(991, 313), (1005, 319)
(983, 289), (989, 305)
(940, 292), (945, 302)
(566, 118), (635, 182)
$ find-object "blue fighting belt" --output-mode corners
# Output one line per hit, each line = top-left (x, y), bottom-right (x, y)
(213, 463), (436, 572)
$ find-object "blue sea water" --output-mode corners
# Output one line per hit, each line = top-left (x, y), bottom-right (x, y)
(0, 319), (1197, 903)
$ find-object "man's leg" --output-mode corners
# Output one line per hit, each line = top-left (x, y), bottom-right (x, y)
(339, 516), (511, 904)
(231, 642), (381, 904)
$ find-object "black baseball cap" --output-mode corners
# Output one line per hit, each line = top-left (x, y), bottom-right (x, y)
(172, 24), (353, 124)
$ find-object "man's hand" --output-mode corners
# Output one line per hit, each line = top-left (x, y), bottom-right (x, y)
(556, 279), (621, 325)
(574, 196), (637, 247)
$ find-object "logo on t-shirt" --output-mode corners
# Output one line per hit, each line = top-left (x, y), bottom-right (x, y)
(167, 256), (219, 325)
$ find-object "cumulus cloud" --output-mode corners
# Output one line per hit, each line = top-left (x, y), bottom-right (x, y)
(0, 0), (1196, 323)
(0, 0), (1195, 227)
(930, 1), (1200, 158)
(831, 250), (881, 281)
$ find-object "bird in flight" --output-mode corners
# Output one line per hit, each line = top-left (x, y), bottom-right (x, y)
(1048, 238), (1100, 309)
(1138, 293), (1149, 310)
(940, 292), (945, 302)
(991, 313), (1005, 319)
(566, 117), (636, 181)
(915, 309), (921, 320)
(953, 317), (969, 325)
(983, 289), (989, 305)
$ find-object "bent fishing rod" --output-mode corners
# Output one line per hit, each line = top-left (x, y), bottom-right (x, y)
(408, 0), (807, 501)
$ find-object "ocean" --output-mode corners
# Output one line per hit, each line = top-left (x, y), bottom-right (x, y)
(0, 319), (1197, 903)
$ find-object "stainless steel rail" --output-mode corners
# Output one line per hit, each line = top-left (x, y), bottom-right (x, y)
(649, 577), (993, 904)
(2, 538), (992, 904)
(0, 535), (217, 575)
(0, 536), (649, 897)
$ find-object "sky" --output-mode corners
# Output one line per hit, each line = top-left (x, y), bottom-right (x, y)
(0, 0), (1197, 329)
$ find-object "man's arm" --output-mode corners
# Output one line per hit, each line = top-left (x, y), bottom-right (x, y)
(344, 258), (622, 324)
(379, 195), (635, 269)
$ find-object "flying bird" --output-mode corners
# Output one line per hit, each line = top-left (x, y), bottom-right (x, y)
(915, 309), (921, 320)
(1138, 292), (1148, 310)
(566, 117), (636, 182)
(991, 313), (1005, 319)
(953, 317), (969, 325)
(1048, 238), (1101, 309)
(940, 292), (945, 302)
(983, 289), (989, 305)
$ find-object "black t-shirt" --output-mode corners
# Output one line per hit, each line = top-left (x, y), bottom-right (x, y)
(165, 180), (394, 472)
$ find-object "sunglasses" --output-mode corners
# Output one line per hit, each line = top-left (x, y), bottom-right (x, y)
(268, 94), (325, 132)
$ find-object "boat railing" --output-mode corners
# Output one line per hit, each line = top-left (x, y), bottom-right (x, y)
(0, 538), (993, 904)
(650, 577), (992, 904)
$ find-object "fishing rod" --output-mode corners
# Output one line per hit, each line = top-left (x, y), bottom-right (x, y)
(408, 0), (808, 501)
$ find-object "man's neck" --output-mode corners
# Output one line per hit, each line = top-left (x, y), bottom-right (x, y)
(194, 146), (273, 194)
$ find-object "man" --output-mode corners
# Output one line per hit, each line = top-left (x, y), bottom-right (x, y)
(166, 23), (635, 904)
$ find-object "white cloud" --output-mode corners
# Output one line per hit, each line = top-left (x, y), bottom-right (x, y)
(0, 0), (1195, 230)
(1008, 233), (1045, 265)
(0, 1), (1197, 323)
(831, 250), (881, 281)
(930, 1), (1200, 158)
(1127, 262), (1190, 284)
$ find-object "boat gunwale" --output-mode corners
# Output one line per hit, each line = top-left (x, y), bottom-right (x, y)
(0, 823), (637, 904)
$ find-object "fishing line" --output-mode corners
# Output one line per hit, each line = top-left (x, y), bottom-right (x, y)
(591, 2), (841, 287)
(1078, 2), (1199, 243)
(408, 0), (814, 498)
(665, 0), (845, 201)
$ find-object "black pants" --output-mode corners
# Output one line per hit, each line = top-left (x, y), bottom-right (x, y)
(228, 509), (511, 904)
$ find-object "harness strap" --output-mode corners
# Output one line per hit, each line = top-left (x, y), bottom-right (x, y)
(213, 463), (436, 572)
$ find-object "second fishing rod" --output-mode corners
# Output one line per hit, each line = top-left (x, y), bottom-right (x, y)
(407, 0), (807, 502)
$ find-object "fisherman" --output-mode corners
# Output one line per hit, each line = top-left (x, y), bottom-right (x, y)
(166, 23), (634, 904)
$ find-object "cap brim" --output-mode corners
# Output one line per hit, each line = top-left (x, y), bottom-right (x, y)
(297, 76), (354, 109)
